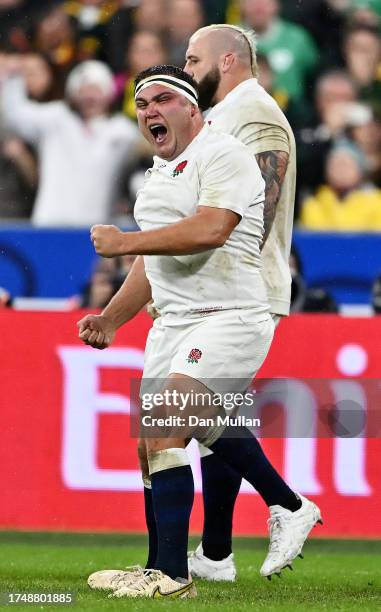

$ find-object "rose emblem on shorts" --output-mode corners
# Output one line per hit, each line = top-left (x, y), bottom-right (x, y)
(173, 160), (188, 177)
(187, 348), (202, 364)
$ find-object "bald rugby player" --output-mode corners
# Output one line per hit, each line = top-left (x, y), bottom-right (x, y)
(184, 24), (300, 581)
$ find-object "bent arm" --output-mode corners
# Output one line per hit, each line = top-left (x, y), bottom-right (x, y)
(101, 255), (152, 328)
(95, 206), (241, 257)
(91, 144), (255, 258)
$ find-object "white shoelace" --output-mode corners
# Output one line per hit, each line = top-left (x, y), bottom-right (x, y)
(111, 566), (142, 588)
(267, 514), (291, 553)
(126, 569), (163, 593)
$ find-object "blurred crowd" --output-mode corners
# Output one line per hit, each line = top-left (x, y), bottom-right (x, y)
(0, 0), (381, 231)
(0, 0), (381, 310)
(0, 0), (380, 229)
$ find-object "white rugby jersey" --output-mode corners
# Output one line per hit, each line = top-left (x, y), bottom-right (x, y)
(206, 78), (296, 316)
(134, 124), (269, 319)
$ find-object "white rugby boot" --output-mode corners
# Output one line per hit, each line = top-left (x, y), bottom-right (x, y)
(260, 495), (323, 579)
(188, 543), (236, 582)
(87, 565), (144, 590)
(111, 569), (197, 599)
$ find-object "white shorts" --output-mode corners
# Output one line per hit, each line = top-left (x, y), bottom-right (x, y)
(141, 309), (274, 396)
(199, 312), (282, 456)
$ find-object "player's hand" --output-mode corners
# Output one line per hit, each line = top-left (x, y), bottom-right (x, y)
(90, 224), (125, 258)
(77, 314), (116, 349)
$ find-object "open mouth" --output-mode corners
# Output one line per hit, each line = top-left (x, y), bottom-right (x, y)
(149, 123), (168, 144)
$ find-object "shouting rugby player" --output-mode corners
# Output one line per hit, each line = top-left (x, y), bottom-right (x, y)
(79, 65), (321, 599)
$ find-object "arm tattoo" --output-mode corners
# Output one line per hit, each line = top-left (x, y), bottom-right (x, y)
(255, 150), (289, 249)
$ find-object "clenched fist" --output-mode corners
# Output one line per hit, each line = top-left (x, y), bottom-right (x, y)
(77, 314), (116, 349)
(90, 224), (125, 257)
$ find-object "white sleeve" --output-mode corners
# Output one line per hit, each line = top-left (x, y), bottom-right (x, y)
(198, 143), (264, 217)
(1, 76), (60, 143)
(238, 123), (290, 156)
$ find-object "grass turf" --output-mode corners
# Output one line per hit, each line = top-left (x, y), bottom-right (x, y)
(0, 533), (380, 611)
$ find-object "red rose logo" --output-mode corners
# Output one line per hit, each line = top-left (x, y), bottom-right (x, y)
(187, 348), (202, 364)
(173, 160), (188, 177)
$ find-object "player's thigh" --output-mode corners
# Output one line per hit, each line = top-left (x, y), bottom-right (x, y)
(145, 373), (220, 449)
(169, 311), (274, 392)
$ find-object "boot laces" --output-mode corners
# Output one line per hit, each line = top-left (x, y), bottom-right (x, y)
(127, 569), (163, 592)
(267, 513), (291, 553)
(111, 566), (142, 588)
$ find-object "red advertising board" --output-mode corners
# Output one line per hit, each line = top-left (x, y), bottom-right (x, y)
(1, 311), (381, 536)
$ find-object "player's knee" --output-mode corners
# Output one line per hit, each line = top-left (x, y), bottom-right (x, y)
(147, 447), (190, 475)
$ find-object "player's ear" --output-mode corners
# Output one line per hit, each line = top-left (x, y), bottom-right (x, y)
(221, 53), (235, 73)
(190, 104), (198, 117)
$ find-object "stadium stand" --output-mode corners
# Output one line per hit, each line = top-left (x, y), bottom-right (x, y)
(0, 0), (381, 308)
(2, 5), (381, 588)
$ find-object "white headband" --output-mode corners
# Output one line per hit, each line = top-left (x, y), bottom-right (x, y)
(135, 74), (198, 105)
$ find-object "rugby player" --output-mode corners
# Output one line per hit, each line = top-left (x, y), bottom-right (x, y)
(183, 24), (302, 582)
(129, 26), (316, 585)
(79, 65), (321, 599)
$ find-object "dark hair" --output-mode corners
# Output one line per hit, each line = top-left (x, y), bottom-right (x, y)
(134, 64), (199, 97)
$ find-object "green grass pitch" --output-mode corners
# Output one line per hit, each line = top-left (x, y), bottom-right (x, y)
(1, 532), (381, 611)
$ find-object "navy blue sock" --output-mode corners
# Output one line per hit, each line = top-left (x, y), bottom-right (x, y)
(151, 465), (194, 580)
(201, 453), (241, 561)
(144, 486), (157, 569)
(210, 426), (301, 511)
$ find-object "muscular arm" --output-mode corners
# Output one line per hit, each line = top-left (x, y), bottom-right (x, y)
(91, 206), (241, 258)
(101, 255), (152, 328)
(255, 150), (289, 249)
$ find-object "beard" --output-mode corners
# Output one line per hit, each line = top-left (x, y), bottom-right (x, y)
(197, 66), (221, 111)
